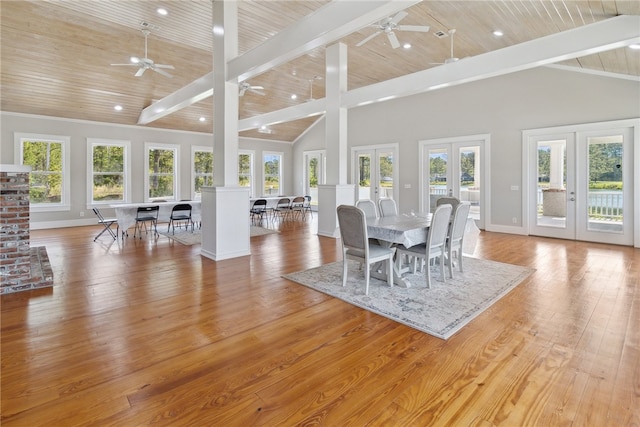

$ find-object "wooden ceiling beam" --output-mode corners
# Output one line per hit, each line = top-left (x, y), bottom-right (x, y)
(239, 14), (640, 131)
(138, 0), (420, 125)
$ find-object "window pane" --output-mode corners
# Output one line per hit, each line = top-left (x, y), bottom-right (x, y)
(149, 149), (175, 174)
(93, 174), (124, 201)
(93, 145), (124, 173)
(264, 154), (281, 196)
(148, 148), (175, 199)
(194, 151), (213, 174)
(23, 140), (63, 204)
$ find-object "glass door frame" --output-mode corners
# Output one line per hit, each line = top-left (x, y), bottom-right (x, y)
(351, 144), (399, 208)
(419, 134), (490, 230)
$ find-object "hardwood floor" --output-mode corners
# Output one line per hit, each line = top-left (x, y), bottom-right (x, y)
(1, 219), (638, 426)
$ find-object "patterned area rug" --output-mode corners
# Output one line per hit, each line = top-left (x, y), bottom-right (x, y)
(158, 226), (278, 245)
(284, 258), (534, 340)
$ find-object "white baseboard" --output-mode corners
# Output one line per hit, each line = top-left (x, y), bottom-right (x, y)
(485, 224), (528, 235)
(30, 218), (96, 230)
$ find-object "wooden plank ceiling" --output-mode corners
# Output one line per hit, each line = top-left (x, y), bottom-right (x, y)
(1, 0), (639, 142)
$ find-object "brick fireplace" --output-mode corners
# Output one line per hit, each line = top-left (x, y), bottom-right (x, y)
(0, 164), (53, 294)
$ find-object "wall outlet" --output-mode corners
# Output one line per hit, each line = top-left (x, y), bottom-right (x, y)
(79, 211), (85, 217)
(512, 217), (517, 224)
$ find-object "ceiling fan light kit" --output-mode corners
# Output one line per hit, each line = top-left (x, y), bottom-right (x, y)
(110, 28), (174, 78)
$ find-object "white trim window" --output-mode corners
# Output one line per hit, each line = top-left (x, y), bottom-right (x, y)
(192, 145), (213, 199)
(14, 132), (71, 212)
(263, 151), (282, 196)
(239, 150), (254, 197)
(145, 142), (179, 202)
(87, 138), (131, 205)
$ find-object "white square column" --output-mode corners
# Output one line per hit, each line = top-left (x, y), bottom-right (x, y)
(201, 187), (250, 261)
(200, 0), (250, 261)
(317, 42), (354, 238)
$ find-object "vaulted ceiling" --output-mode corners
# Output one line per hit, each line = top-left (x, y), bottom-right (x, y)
(2, 1), (639, 143)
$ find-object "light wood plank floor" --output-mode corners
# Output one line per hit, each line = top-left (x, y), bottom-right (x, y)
(1, 219), (639, 426)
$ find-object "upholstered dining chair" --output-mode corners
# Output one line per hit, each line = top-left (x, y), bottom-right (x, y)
(395, 204), (452, 288)
(356, 199), (378, 220)
(378, 198), (398, 217)
(447, 203), (471, 278)
(134, 206), (159, 239)
(436, 196), (461, 214)
(168, 203), (193, 234)
(337, 205), (395, 295)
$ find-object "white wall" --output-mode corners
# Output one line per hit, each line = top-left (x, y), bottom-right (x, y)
(293, 66), (640, 229)
(0, 112), (292, 228)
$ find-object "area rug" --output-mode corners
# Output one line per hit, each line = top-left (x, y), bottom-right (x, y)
(158, 226), (278, 245)
(283, 258), (534, 340)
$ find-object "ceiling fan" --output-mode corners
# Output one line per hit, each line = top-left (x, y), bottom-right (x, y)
(356, 11), (430, 49)
(111, 29), (174, 78)
(431, 29), (462, 65)
(239, 81), (265, 96)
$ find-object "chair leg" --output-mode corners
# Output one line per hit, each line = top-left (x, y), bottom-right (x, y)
(364, 262), (370, 295)
(342, 259), (348, 288)
(387, 256), (393, 288)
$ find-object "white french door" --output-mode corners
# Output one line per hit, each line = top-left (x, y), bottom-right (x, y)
(420, 136), (487, 230)
(352, 145), (398, 207)
(527, 123), (634, 245)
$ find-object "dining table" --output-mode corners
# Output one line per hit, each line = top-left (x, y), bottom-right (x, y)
(110, 200), (202, 236)
(366, 213), (432, 288)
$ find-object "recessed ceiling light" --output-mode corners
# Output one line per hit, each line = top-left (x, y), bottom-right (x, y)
(629, 44), (640, 50)
(199, 117), (206, 122)
(493, 30), (504, 37)
(157, 8), (168, 16)
(291, 94), (297, 100)
(403, 43), (411, 49)
(114, 105), (123, 111)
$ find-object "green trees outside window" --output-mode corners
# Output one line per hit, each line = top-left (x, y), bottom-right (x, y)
(239, 153), (252, 188)
(92, 144), (124, 202)
(194, 150), (213, 196)
(22, 140), (63, 203)
(264, 153), (281, 196)
(148, 148), (175, 199)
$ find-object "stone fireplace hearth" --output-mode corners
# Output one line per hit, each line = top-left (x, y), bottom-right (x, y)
(0, 164), (53, 294)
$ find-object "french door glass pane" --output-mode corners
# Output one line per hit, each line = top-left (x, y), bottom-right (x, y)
(378, 151), (394, 200)
(459, 146), (480, 219)
(536, 140), (567, 228)
(428, 148), (447, 211)
(587, 135), (623, 233)
(357, 153), (372, 200)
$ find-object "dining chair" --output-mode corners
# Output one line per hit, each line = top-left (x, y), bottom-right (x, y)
(378, 198), (398, 217)
(395, 204), (452, 288)
(303, 195), (313, 218)
(250, 199), (268, 223)
(92, 208), (119, 241)
(447, 203), (471, 278)
(356, 199), (378, 220)
(273, 198), (292, 221)
(134, 206), (159, 239)
(290, 196), (306, 220)
(168, 203), (193, 234)
(436, 196), (461, 214)
(337, 205), (395, 295)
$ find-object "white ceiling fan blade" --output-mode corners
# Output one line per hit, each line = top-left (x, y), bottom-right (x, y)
(152, 67), (173, 78)
(356, 30), (382, 47)
(250, 88), (266, 96)
(135, 67), (146, 77)
(154, 64), (175, 69)
(397, 25), (430, 32)
(110, 63), (138, 67)
(387, 31), (400, 49)
(389, 10), (408, 25)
